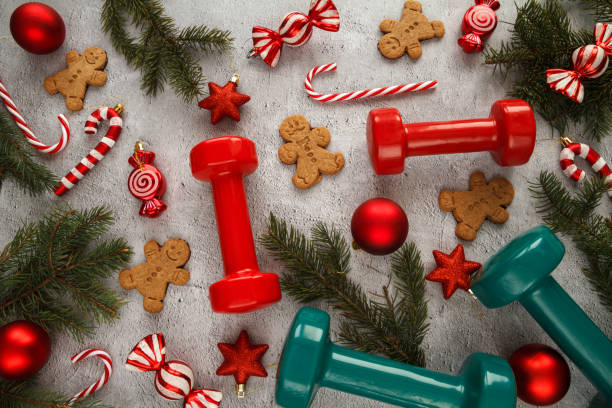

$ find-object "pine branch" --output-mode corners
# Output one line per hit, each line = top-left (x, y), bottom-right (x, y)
(484, 0), (612, 141)
(260, 213), (428, 366)
(0, 379), (111, 408)
(529, 171), (612, 313)
(100, 0), (232, 103)
(0, 207), (132, 341)
(0, 111), (57, 195)
(584, 0), (612, 21)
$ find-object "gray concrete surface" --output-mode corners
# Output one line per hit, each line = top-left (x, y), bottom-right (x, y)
(0, 0), (610, 407)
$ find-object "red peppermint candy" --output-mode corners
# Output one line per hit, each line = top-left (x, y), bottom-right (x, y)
(249, 0), (340, 67)
(126, 334), (222, 408)
(546, 23), (612, 103)
(458, 0), (500, 53)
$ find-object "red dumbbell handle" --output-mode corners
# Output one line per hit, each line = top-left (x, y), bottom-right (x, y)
(210, 174), (259, 276)
(404, 118), (498, 157)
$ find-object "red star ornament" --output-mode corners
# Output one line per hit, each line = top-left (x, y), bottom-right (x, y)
(198, 76), (250, 125)
(426, 244), (481, 299)
(216, 330), (268, 396)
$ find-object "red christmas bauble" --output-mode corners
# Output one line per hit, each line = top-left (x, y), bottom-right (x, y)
(0, 320), (51, 380)
(10, 2), (65, 54)
(351, 198), (409, 255)
(509, 344), (571, 406)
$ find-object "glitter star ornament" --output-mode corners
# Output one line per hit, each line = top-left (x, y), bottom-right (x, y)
(216, 330), (268, 397)
(198, 74), (250, 125)
(426, 244), (481, 299)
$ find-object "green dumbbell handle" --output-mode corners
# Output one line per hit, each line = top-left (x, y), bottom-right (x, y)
(521, 276), (612, 398)
(321, 344), (465, 407)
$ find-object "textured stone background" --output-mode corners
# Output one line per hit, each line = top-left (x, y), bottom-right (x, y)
(0, 0), (610, 407)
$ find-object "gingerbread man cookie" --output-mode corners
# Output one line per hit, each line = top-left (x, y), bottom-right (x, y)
(119, 238), (190, 313)
(439, 171), (514, 241)
(278, 115), (345, 189)
(378, 1), (445, 60)
(44, 47), (108, 111)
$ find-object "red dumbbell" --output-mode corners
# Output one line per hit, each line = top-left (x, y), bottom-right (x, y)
(366, 99), (537, 174)
(190, 136), (282, 313)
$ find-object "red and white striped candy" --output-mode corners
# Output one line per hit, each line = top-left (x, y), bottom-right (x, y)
(560, 142), (612, 199)
(305, 63), (437, 102)
(0, 78), (70, 154)
(546, 23), (612, 103)
(54, 106), (122, 196)
(250, 0), (340, 67)
(67, 348), (113, 405)
(126, 334), (222, 408)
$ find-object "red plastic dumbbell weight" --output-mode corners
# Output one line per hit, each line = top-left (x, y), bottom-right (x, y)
(367, 99), (537, 174)
(190, 136), (281, 313)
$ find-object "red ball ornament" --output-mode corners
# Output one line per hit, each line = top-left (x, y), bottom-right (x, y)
(509, 344), (571, 406)
(351, 198), (409, 255)
(10, 2), (66, 54)
(0, 320), (51, 380)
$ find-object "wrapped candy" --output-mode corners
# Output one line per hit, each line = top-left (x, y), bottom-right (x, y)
(458, 0), (500, 53)
(128, 142), (167, 218)
(248, 0), (340, 68)
(546, 23), (612, 103)
(126, 334), (222, 408)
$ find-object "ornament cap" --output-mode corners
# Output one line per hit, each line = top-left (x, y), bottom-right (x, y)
(231, 73), (240, 85)
(113, 104), (125, 115)
(235, 383), (246, 398)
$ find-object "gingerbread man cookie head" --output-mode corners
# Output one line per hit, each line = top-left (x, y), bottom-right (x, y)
(278, 115), (345, 189)
(488, 178), (514, 207)
(379, 1), (445, 59)
(161, 238), (191, 269)
(83, 47), (107, 69)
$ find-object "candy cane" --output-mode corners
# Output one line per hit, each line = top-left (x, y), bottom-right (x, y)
(67, 348), (113, 404)
(0, 78), (70, 154)
(54, 106), (123, 196)
(560, 142), (612, 199)
(305, 63), (437, 102)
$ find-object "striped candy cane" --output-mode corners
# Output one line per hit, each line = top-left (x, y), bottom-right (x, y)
(305, 63), (438, 102)
(560, 142), (612, 199)
(67, 348), (113, 404)
(0, 78), (70, 154)
(54, 106), (123, 196)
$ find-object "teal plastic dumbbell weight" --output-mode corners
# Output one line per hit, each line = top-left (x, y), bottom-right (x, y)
(471, 225), (612, 400)
(276, 307), (516, 408)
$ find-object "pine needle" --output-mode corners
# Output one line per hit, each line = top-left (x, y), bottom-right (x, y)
(0, 207), (132, 342)
(0, 379), (112, 408)
(484, 0), (612, 141)
(529, 171), (612, 313)
(100, 0), (232, 103)
(260, 213), (428, 366)
(0, 111), (57, 195)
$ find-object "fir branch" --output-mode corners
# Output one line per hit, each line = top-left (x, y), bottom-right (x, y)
(261, 213), (428, 366)
(529, 171), (612, 313)
(100, 0), (232, 103)
(584, 0), (612, 21)
(0, 379), (111, 408)
(0, 207), (132, 341)
(0, 111), (57, 195)
(484, 0), (612, 141)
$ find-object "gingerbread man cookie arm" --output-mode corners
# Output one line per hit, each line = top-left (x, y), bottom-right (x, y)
(88, 71), (107, 87)
(119, 265), (148, 290)
(431, 20), (445, 37)
(380, 19), (401, 33)
(317, 151), (345, 175)
(143, 240), (161, 260)
(469, 171), (488, 189)
(278, 143), (301, 165)
(65, 50), (80, 65)
(487, 207), (510, 224)
(170, 268), (190, 286)
(438, 190), (456, 212)
(312, 127), (331, 147)
(405, 1), (422, 12)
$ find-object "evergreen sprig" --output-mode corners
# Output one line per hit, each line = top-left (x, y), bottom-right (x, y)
(529, 171), (612, 313)
(584, 0), (612, 21)
(261, 213), (428, 367)
(0, 111), (57, 195)
(0, 379), (111, 408)
(484, 0), (612, 141)
(100, 0), (232, 103)
(0, 207), (132, 341)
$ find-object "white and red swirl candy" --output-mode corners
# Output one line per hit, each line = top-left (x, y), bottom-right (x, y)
(126, 334), (222, 408)
(128, 146), (167, 218)
(458, 0), (500, 53)
(546, 23), (612, 103)
(249, 0), (340, 67)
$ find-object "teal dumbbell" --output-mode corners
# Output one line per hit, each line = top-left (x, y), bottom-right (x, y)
(471, 226), (612, 400)
(276, 307), (516, 408)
